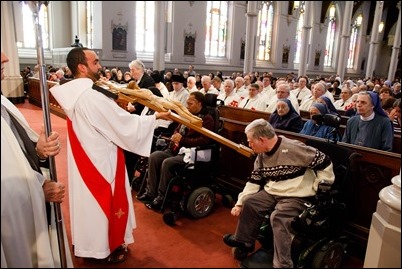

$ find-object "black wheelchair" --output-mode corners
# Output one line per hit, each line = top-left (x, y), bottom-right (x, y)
(161, 93), (234, 226)
(238, 138), (360, 268)
(161, 142), (224, 226)
(132, 93), (230, 226)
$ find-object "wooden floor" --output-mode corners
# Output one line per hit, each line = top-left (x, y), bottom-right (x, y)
(16, 99), (363, 268)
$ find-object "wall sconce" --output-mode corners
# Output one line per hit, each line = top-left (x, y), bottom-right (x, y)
(288, 1), (305, 25)
(378, 21), (385, 33)
(356, 14), (363, 27)
(292, 1), (305, 14)
(351, 14), (363, 30)
(294, 1), (300, 10)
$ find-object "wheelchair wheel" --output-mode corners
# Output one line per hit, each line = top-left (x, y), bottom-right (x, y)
(186, 187), (215, 219)
(311, 241), (344, 268)
(232, 247), (249, 261)
(222, 194), (234, 208)
(163, 211), (177, 226)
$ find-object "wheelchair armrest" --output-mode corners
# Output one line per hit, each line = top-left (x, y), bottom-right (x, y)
(191, 144), (220, 164)
(184, 163), (195, 170)
(316, 180), (332, 195)
(193, 143), (219, 151)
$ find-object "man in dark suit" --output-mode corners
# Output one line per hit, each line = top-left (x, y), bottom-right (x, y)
(128, 59), (155, 115)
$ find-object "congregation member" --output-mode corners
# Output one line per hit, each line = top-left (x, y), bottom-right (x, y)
(300, 103), (342, 142)
(333, 87), (353, 111)
(269, 98), (304, 133)
(137, 92), (215, 210)
(199, 75), (219, 95)
(223, 119), (335, 268)
(238, 83), (266, 111)
(217, 79), (241, 107)
(342, 91), (393, 151)
(265, 82), (300, 114)
(291, 76), (311, 102)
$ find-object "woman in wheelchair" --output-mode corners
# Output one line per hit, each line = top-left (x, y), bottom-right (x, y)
(223, 119), (335, 268)
(136, 91), (216, 210)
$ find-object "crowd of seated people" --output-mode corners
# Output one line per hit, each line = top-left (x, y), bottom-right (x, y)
(24, 60), (400, 155)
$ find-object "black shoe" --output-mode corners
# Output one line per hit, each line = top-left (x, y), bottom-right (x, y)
(147, 196), (164, 211)
(223, 234), (255, 252)
(136, 193), (154, 202)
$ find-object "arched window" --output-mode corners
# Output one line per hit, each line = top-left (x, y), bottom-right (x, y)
(205, 1), (229, 57)
(294, 11), (304, 64)
(347, 14), (362, 69)
(18, 3), (49, 49)
(85, 1), (94, 48)
(257, 1), (274, 61)
(136, 1), (155, 53)
(324, 5), (336, 67)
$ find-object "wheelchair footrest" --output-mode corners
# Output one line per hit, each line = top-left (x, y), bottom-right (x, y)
(240, 248), (274, 268)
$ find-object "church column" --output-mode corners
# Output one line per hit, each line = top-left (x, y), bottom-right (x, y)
(366, 1), (384, 79)
(336, 1), (353, 81)
(363, 172), (401, 268)
(388, 2), (401, 81)
(1, 1), (24, 103)
(243, 1), (258, 75)
(153, 1), (166, 72)
(298, 1), (312, 78)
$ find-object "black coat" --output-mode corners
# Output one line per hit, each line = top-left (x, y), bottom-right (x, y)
(133, 73), (155, 115)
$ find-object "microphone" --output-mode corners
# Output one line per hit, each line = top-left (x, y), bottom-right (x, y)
(322, 114), (341, 128)
(311, 114), (341, 128)
(312, 114), (324, 125)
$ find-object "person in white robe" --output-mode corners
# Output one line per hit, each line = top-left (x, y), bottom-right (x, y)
(50, 47), (170, 262)
(238, 83), (266, 111)
(217, 79), (241, 107)
(1, 51), (72, 268)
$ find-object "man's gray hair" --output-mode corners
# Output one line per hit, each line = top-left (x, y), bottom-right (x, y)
(245, 119), (276, 139)
(224, 79), (234, 88)
(128, 59), (145, 72)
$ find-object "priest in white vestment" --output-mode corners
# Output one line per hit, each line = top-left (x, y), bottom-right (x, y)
(1, 53), (72, 268)
(50, 47), (170, 262)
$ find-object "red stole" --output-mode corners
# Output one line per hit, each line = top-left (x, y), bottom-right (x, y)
(67, 118), (128, 252)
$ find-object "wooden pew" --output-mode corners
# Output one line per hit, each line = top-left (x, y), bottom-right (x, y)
(27, 78), (66, 119)
(217, 105), (401, 259)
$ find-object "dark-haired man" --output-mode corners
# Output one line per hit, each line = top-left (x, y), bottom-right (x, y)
(138, 91), (215, 210)
(50, 47), (170, 263)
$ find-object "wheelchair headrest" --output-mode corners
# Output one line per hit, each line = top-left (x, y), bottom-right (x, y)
(204, 93), (218, 108)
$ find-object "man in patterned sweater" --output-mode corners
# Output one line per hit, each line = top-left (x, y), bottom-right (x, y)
(223, 119), (335, 268)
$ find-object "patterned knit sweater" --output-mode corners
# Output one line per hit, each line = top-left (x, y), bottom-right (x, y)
(236, 136), (334, 206)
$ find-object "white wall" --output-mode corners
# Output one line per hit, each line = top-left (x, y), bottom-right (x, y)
(11, 1), (398, 80)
